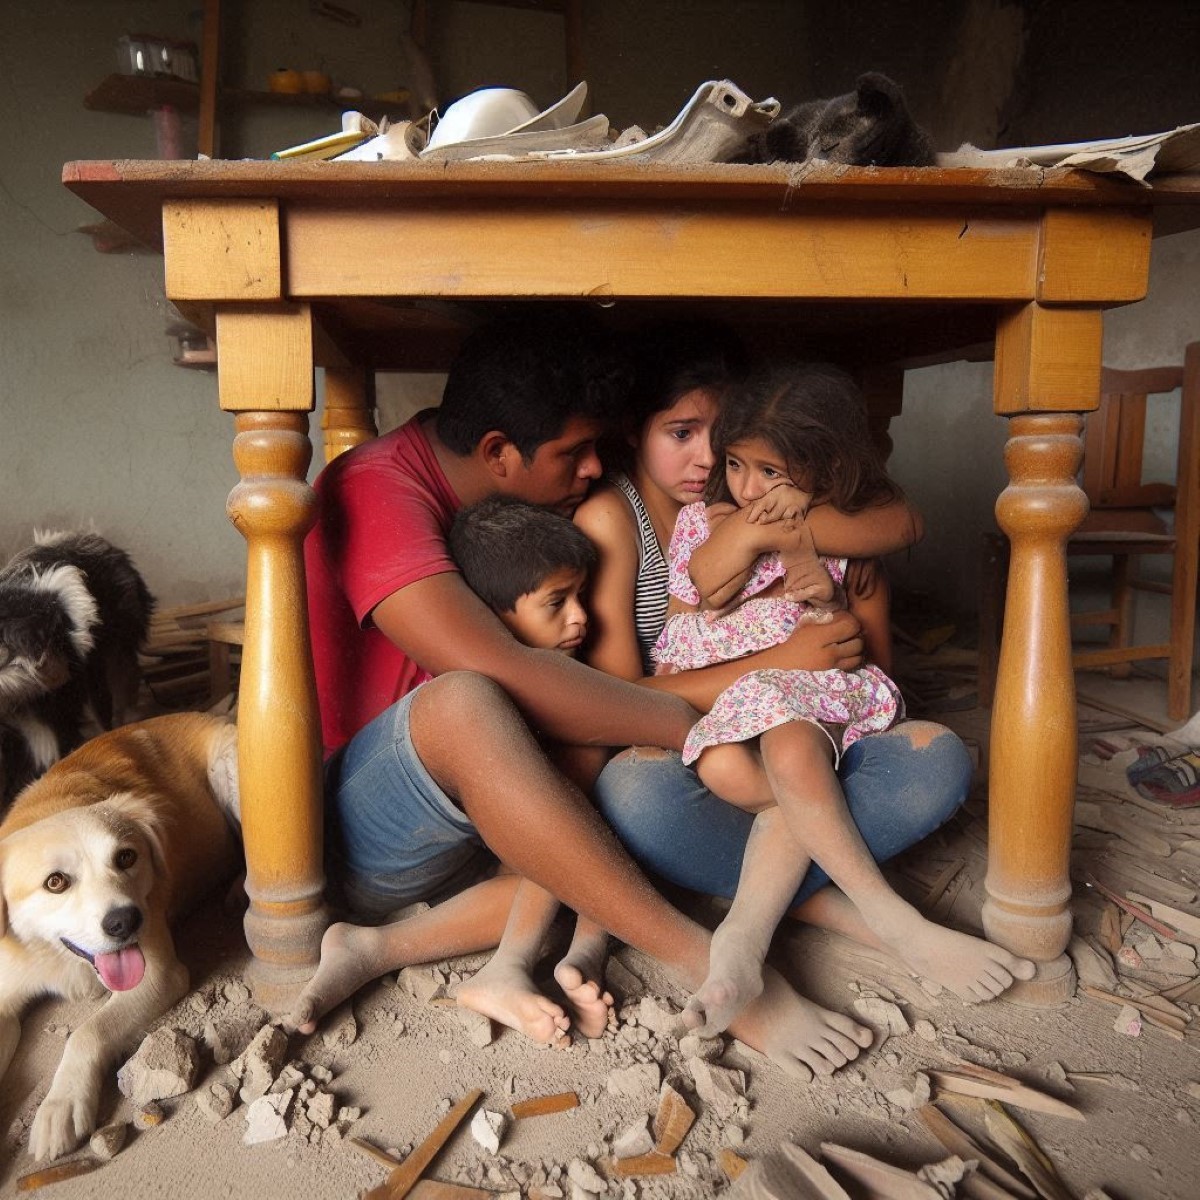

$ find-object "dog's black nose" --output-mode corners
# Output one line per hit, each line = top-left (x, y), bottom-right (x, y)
(101, 905), (143, 941)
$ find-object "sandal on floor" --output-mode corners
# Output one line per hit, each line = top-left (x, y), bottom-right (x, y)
(1132, 750), (1200, 808)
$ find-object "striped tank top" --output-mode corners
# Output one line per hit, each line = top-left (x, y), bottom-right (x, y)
(611, 472), (669, 677)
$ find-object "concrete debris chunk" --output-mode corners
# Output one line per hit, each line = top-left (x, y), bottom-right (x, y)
(1068, 938), (1119, 991)
(223, 980), (251, 1004)
(397, 966), (444, 1004)
(306, 1090), (336, 1129)
(457, 1006), (497, 1047)
(606, 1062), (661, 1101)
(636, 996), (683, 1037)
(243, 1089), (293, 1145)
(851, 996), (910, 1047)
(133, 1102), (165, 1129)
(604, 957), (644, 1001)
(613, 1117), (655, 1161)
(235, 1024), (290, 1104)
(89, 1122), (128, 1160)
(117, 1027), (201, 1106)
(885, 1072), (931, 1111)
(566, 1158), (606, 1194)
(270, 1064), (306, 1095)
(678, 1032), (724, 1061)
(913, 1019), (937, 1043)
(322, 1004), (358, 1048)
(689, 1059), (747, 1120)
(1114, 1004), (1143, 1037)
(728, 1141), (848, 1199)
(196, 1082), (235, 1123)
(470, 1107), (507, 1154)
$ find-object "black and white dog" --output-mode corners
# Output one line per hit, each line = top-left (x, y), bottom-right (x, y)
(0, 532), (154, 805)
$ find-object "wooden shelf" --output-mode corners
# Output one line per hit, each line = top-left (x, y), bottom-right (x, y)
(84, 72), (359, 116)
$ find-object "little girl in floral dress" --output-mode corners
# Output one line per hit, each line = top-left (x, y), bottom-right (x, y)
(659, 362), (1028, 1037)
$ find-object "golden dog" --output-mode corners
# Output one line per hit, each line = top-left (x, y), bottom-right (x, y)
(0, 713), (240, 1160)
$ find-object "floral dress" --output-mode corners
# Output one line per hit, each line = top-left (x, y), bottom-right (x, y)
(654, 502), (903, 767)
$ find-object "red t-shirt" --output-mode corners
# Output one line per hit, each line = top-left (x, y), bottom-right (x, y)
(305, 416), (461, 754)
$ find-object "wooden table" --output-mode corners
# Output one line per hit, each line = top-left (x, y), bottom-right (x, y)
(62, 158), (1200, 1009)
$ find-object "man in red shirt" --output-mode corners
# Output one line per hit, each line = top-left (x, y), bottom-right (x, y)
(291, 311), (883, 1077)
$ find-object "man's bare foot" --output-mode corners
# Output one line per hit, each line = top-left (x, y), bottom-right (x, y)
(553, 961), (616, 1039)
(457, 958), (571, 1048)
(870, 904), (1036, 1003)
(725, 966), (873, 1079)
(287, 922), (389, 1035)
(682, 919), (766, 1037)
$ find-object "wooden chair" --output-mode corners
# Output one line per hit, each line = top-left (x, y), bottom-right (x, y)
(980, 342), (1200, 720)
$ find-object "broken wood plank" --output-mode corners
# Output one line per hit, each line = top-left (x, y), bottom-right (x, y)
(17, 1161), (102, 1192)
(1064, 1070), (1139, 1090)
(929, 1064), (1082, 1121)
(1080, 986), (1188, 1035)
(915, 1105), (1038, 1199)
(652, 1084), (695, 1156)
(1083, 877), (1180, 939)
(350, 1138), (403, 1169)
(1075, 800), (1173, 856)
(1125, 893), (1200, 940)
(1075, 688), (1177, 735)
(510, 1091), (579, 1120)
(364, 1090), (483, 1200)
(720, 1148), (748, 1181)
(609, 1152), (676, 1178)
(409, 1183), (495, 1199)
(982, 1101), (1074, 1200)
(923, 859), (966, 908)
(820, 1143), (942, 1199)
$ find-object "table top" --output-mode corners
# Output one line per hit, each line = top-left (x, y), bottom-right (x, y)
(62, 159), (1200, 372)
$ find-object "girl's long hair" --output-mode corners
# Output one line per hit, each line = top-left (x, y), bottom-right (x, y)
(706, 361), (902, 513)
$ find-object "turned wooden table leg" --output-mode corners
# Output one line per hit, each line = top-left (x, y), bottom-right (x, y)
(983, 412), (1089, 1003)
(321, 362), (377, 464)
(227, 410), (328, 1007)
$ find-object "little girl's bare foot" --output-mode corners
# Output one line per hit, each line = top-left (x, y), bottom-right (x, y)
(553, 961), (615, 1039)
(682, 921), (766, 1036)
(726, 967), (873, 1079)
(287, 922), (387, 1035)
(456, 959), (571, 1048)
(872, 905), (1036, 1003)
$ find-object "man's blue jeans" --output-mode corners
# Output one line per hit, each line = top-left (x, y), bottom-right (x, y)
(592, 720), (972, 907)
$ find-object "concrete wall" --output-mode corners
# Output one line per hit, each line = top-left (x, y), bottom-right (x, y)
(2, 0), (1197, 622)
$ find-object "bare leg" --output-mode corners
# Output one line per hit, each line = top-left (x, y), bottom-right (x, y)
(456, 879), (571, 1047)
(287, 874), (518, 1034)
(412, 674), (871, 1078)
(684, 805), (811, 1036)
(554, 916), (615, 1038)
(761, 722), (1035, 1003)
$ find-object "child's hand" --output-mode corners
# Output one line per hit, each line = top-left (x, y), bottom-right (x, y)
(781, 522), (844, 610)
(744, 483), (810, 526)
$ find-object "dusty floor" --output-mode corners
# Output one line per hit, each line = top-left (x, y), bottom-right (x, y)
(3, 663), (1200, 1199)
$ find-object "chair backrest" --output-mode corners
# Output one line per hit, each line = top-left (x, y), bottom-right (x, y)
(1083, 362), (1185, 512)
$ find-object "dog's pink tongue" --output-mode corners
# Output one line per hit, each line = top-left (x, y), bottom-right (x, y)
(95, 946), (146, 991)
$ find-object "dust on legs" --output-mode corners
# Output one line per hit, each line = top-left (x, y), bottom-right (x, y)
(553, 916), (615, 1038)
(286, 921), (391, 1035)
(725, 966), (873, 1079)
(870, 903), (1036, 1003)
(681, 917), (768, 1037)
(456, 958), (571, 1049)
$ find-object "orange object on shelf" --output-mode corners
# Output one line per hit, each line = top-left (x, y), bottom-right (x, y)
(268, 68), (303, 94)
(302, 70), (332, 94)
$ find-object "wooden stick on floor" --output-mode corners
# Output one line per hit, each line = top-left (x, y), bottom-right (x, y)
(363, 1090), (483, 1200)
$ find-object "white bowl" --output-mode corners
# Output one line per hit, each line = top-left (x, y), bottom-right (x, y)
(426, 88), (540, 150)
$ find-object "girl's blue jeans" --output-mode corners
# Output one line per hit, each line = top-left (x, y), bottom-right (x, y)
(592, 720), (972, 907)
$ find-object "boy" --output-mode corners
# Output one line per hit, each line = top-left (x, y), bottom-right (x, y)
(448, 496), (614, 1043)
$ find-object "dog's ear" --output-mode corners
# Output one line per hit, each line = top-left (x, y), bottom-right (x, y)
(104, 793), (169, 878)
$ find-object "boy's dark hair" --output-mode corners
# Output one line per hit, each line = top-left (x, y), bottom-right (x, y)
(437, 309), (631, 461)
(449, 496), (597, 614)
(706, 361), (902, 513)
